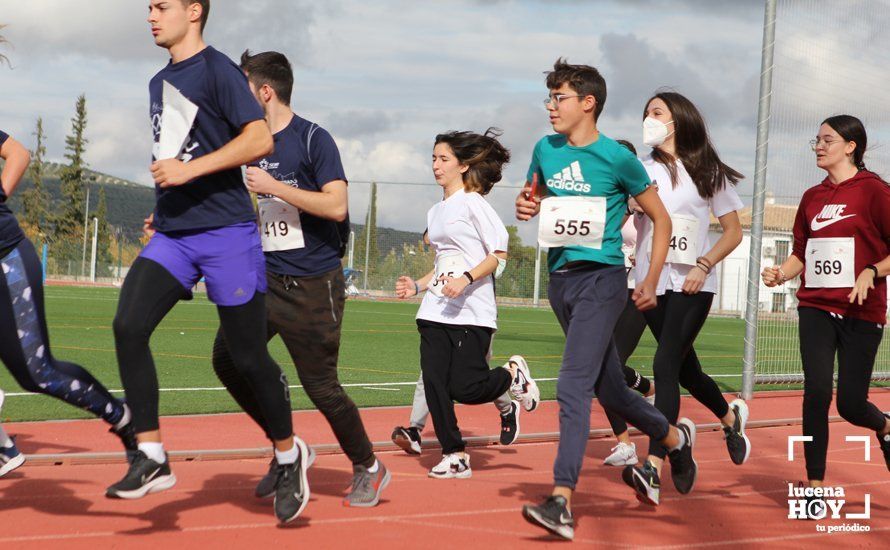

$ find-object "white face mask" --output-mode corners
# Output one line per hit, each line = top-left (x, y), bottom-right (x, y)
(642, 117), (675, 147)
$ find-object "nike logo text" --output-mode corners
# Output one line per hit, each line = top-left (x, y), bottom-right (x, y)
(810, 204), (855, 231)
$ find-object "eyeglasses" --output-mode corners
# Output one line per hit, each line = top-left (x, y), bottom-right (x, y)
(543, 94), (585, 108)
(809, 138), (842, 151)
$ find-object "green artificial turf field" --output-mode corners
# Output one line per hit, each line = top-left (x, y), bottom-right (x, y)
(0, 286), (752, 422)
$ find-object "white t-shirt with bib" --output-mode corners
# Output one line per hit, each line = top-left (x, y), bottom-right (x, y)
(416, 189), (509, 329)
(633, 155), (743, 295)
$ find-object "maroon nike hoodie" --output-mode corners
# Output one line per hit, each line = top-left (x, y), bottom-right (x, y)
(791, 170), (890, 324)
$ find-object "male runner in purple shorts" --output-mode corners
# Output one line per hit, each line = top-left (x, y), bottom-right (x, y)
(107, 0), (309, 524)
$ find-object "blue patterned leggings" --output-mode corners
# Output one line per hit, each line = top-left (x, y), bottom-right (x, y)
(0, 238), (123, 424)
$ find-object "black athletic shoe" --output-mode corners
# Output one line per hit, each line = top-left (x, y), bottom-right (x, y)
(273, 437), (310, 524)
(109, 422), (139, 464)
(668, 418), (697, 495)
(499, 400), (521, 446)
(630, 461), (661, 506)
(879, 414), (890, 473)
(256, 446), (316, 499)
(106, 451), (177, 499)
(723, 399), (751, 465)
(392, 426), (422, 455)
(522, 495), (574, 540)
(108, 403), (138, 463)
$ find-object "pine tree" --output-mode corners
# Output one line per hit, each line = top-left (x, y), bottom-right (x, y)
(54, 95), (89, 260)
(94, 186), (114, 276)
(20, 117), (51, 243)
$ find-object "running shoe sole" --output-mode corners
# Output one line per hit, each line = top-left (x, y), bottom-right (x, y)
(392, 428), (422, 455)
(0, 452), (25, 478)
(108, 472), (177, 500)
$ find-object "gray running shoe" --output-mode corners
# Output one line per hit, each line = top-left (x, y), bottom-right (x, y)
(342, 460), (391, 507)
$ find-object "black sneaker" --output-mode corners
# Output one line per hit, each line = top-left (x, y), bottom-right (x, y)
(108, 403), (139, 464)
(629, 461), (660, 505)
(522, 495), (574, 540)
(392, 426), (422, 455)
(256, 446), (316, 499)
(273, 437), (310, 524)
(668, 418), (697, 495)
(723, 399), (750, 465)
(106, 451), (177, 499)
(499, 400), (521, 445)
(879, 414), (890, 473)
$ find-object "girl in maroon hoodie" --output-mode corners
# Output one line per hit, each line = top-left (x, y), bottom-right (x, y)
(763, 115), (890, 490)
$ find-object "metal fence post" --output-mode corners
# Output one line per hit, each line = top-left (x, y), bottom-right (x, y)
(741, 0), (778, 400)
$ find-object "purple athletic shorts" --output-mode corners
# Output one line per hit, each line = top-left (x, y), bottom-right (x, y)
(139, 222), (267, 306)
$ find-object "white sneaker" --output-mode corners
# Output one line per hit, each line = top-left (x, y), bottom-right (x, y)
(428, 453), (472, 479)
(604, 441), (638, 466)
(507, 355), (540, 412)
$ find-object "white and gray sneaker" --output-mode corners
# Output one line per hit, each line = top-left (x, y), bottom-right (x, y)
(604, 441), (638, 466)
(507, 355), (540, 412)
(428, 453), (472, 479)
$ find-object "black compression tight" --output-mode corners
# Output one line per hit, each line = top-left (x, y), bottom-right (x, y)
(113, 257), (293, 440)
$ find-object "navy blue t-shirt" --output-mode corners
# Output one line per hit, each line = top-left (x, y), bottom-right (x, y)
(260, 115), (347, 277)
(149, 46), (265, 232)
(0, 130), (26, 251)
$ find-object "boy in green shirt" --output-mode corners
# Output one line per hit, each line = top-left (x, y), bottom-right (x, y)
(516, 59), (698, 540)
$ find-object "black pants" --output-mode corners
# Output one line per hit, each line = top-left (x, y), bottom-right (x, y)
(606, 290), (653, 436)
(113, 257), (293, 440)
(213, 268), (375, 467)
(799, 306), (887, 481)
(418, 319), (512, 454)
(0, 238), (123, 424)
(645, 290), (729, 459)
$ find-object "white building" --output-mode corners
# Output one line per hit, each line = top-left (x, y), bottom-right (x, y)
(709, 196), (889, 316)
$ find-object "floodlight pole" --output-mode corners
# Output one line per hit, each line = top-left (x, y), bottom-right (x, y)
(741, 0), (778, 400)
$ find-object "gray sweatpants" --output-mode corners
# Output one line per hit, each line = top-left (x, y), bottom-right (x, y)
(549, 265), (670, 490)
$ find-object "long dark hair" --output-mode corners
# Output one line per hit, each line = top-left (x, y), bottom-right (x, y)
(645, 91), (743, 198)
(822, 114), (867, 171)
(434, 128), (511, 195)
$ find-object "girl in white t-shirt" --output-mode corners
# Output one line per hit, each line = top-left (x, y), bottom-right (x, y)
(628, 92), (750, 501)
(395, 129), (540, 479)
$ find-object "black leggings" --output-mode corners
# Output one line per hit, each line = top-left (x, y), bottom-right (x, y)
(418, 319), (512, 454)
(606, 290), (653, 436)
(113, 257), (293, 440)
(0, 238), (123, 424)
(645, 290), (729, 459)
(799, 307), (888, 481)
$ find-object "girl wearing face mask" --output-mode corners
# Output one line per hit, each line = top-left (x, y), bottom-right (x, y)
(395, 129), (540, 479)
(762, 115), (890, 493)
(626, 92), (750, 504)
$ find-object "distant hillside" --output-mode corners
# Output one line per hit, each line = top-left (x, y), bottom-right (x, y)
(6, 171), (156, 241)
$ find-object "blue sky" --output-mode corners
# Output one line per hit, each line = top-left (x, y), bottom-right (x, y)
(1, 1), (886, 238)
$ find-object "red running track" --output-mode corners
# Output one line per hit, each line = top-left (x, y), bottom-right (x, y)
(1, 390), (889, 548)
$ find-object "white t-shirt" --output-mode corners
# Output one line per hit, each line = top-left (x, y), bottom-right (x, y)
(621, 217), (636, 290)
(416, 189), (509, 329)
(633, 155), (743, 295)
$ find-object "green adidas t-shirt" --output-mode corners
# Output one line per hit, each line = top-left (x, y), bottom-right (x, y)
(527, 133), (650, 272)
